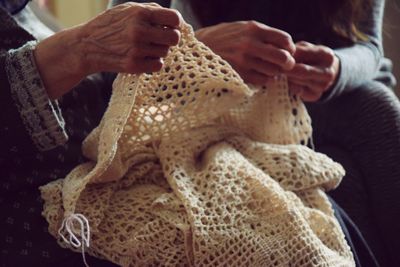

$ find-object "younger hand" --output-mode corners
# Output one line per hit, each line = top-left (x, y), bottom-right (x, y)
(286, 41), (339, 102)
(195, 21), (296, 86)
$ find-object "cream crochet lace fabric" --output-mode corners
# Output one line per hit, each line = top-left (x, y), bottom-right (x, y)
(40, 24), (355, 266)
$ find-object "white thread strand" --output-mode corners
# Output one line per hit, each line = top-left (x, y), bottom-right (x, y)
(309, 135), (316, 151)
(58, 214), (90, 267)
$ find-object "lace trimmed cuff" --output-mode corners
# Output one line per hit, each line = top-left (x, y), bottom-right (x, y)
(5, 41), (68, 151)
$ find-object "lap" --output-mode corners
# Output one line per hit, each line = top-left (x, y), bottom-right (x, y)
(306, 80), (400, 266)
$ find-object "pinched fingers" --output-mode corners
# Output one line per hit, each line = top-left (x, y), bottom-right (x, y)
(286, 63), (336, 84)
(289, 77), (327, 94)
(126, 5), (182, 73)
(288, 81), (323, 102)
(294, 42), (335, 66)
(244, 55), (281, 77)
(286, 64), (335, 102)
(241, 40), (295, 71)
(245, 21), (296, 54)
(146, 6), (182, 28)
(139, 25), (181, 46)
(82, 2), (183, 74)
(299, 87), (324, 102)
(239, 68), (270, 85)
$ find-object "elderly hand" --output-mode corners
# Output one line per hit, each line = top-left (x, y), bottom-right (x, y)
(195, 21), (296, 86)
(285, 41), (340, 102)
(34, 2), (183, 99)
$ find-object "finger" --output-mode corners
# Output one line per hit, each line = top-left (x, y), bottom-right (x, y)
(141, 25), (181, 46)
(132, 44), (170, 58)
(294, 44), (335, 66)
(146, 6), (182, 28)
(296, 41), (313, 48)
(247, 21), (295, 54)
(286, 63), (333, 83)
(288, 77), (327, 93)
(288, 82), (305, 95)
(144, 2), (161, 7)
(293, 45), (313, 63)
(245, 55), (281, 76)
(125, 57), (164, 73)
(241, 69), (270, 86)
(300, 87), (323, 102)
(243, 41), (295, 70)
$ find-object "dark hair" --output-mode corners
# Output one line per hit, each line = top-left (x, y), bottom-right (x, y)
(316, 0), (370, 42)
(190, 0), (371, 45)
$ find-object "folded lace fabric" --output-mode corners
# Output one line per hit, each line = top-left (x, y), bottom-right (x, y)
(40, 23), (355, 266)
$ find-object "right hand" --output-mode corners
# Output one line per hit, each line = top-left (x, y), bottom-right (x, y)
(78, 2), (183, 74)
(35, 2), (183, 99)
(195, 21), (296, 85)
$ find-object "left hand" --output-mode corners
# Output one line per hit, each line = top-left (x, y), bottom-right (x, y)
(285, 41), (340, 102)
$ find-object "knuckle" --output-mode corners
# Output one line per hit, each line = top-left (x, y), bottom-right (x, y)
(304, 65), (313, 75)
(168, 9), (181, 26)
(132, 6), (148, 19)
(297, 41), (311, 47)
(246, 20), (260, 32)
(146, 2), (161, 7)
(280, 34), (293, 47)
(279, 50), (292, 63)
(325, 50), (335, 63)
(324, 68), (336, 81)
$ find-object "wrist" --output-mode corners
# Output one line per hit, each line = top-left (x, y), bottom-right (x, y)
(34, 25), (87, 99)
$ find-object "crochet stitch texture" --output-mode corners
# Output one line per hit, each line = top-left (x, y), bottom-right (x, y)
(40, 24), (355, 266)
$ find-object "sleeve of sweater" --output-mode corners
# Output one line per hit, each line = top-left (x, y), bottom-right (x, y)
(3, 41), (69, 151)
(322, 0), (386, 101)
(0, 8), (69, 158)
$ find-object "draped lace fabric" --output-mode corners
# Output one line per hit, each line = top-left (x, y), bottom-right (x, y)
(40, 24), (355, 266)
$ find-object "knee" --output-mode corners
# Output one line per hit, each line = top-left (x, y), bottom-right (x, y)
(346, 81), (399, 115)
(343, 81), (400, 140)
(308, 81), (400, 144)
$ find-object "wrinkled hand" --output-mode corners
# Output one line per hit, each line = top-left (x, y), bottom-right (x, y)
(195, 21), (296, 85)
(286, 41), (339, 102)
(34, 2), (183, 99)
(79, 2), (182, 74)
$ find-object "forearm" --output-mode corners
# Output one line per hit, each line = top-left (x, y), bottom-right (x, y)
(321, 0), (385, 101)
(34, 25), (88, 100)
(325, 43), (381, 100)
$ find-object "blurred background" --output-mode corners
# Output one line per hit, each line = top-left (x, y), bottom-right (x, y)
(32, 0), (400, 95)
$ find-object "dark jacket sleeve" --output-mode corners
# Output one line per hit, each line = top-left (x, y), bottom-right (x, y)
(0, 7), (69, 155)
(0, 7), (115, 157)
(322, 0), (390, 101)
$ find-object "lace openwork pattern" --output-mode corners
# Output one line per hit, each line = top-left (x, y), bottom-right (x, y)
(40, 24), (354, 267)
